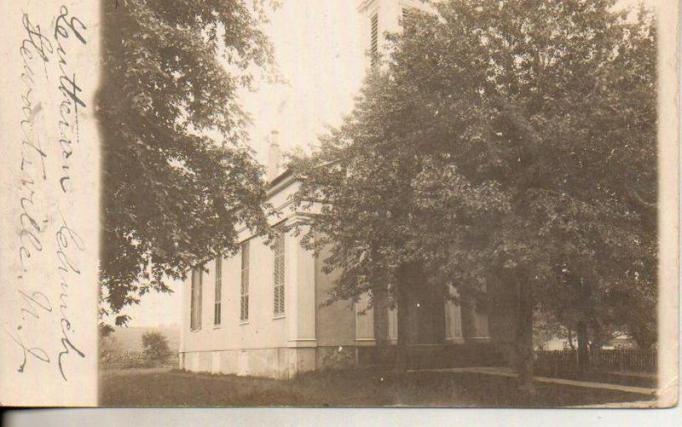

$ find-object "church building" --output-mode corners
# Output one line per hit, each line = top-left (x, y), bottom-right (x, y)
(179, 0), (515, 379)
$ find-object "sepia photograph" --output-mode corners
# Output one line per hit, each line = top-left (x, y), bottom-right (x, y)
(0, 0), (678, 411)
(94, 0), (667, 408)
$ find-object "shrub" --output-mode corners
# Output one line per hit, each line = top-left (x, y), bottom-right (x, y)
(142, 331), (171, 366)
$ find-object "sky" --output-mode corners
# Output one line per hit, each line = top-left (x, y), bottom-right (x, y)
(244, 0), (366, 165)
(240, 0), (657, 166)
(123, 0), (658, 328)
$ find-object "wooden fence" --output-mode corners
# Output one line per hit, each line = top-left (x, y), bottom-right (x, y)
(535, 348), (657, 374)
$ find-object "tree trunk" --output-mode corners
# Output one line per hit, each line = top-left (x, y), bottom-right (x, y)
(395, 283), (409, 371)
(372, 286), (390, 365)
(460, 296), (477, 342)
(575, 275), (592, 374)
(394, 263), (412, 371)
(567, 327), (575, 350)
(576, 320), (590, 374)
(515, 274), (535, 393)
(373, 287), (389, 345)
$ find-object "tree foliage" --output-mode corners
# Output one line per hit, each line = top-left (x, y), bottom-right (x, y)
(291, 0), (656, 372)
(142, 331), (171, 365)
(97, 0), (276, 325)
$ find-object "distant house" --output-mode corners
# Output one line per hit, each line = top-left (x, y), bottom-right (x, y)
(179, 0), (516, 379)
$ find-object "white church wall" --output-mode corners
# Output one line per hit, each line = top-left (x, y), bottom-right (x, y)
(180, 232), (288, 354)
(314, 244), (357, 349)
(445, 298), (464, 343)
(353, 292), (398, 345)
(354, 292), (375, 344)
(179, 176), (322, 378)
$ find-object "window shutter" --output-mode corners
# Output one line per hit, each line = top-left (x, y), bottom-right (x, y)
(214, 257), (222, 325)
(273, 232), (285, 315)
(370, 13), (378, 67)
(190, 266), (203, 330)
(240, 241), (250, 321)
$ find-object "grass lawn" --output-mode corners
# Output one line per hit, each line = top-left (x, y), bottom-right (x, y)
(535, 370), (657, 388)
(99, 368), (656, 407)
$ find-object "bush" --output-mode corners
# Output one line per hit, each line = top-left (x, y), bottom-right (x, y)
(142, 331), (171, 367)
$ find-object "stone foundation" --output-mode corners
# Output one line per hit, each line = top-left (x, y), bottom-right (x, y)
(180, 343), (507, 379)
(180, 347), (316, 379)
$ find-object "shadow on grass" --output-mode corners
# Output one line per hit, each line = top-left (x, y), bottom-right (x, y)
(99, 367), (656, 408)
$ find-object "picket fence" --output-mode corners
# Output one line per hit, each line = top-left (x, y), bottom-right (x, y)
(535, 348), (657, 374)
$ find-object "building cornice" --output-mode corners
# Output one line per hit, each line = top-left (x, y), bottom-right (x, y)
(266, 169), (296, 197)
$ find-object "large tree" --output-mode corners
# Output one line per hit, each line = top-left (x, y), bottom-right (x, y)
(291, 0), (656, 389)
(97, 0), (275, 326)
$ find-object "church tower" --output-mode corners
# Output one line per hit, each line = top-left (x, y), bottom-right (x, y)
(354, 0), (491, 348)
(356, 0), (431, 69)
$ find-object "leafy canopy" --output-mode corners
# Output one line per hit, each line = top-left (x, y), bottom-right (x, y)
(291, 0), (656, 346)
(98, 0), (276, 325)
